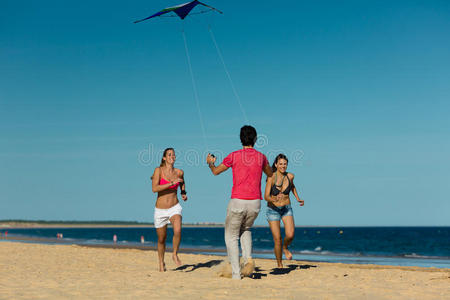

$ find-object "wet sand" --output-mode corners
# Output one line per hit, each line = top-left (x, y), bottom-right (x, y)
(0, 241), (449, 299)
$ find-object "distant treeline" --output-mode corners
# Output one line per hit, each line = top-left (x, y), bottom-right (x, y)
(0, 220), (154, 225)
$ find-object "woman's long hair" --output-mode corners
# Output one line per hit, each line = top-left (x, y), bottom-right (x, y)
(151, 148), (174, 180)
(160, 147), (174, 167)
(272, 153), (288, 173)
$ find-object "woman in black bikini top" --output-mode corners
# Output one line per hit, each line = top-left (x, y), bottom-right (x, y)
(270, 172), (293, 196)
(264, 153), (304, 268)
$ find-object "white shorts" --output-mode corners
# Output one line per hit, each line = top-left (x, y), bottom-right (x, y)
(154, 203), (182, 228)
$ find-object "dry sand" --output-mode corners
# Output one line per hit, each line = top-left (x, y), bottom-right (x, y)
(0, 241), (448, 299)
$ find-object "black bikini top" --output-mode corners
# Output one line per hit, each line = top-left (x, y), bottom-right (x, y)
(270, 173), (292, 196)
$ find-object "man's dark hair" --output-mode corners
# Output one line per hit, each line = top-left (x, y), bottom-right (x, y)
(240, 125), (257, 146)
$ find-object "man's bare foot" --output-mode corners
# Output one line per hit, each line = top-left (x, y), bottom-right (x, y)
(172, 254), (182, 266)
(283, 248), (293, 260)
(159, 262), (166, 272)
(277, 262), (284, 268)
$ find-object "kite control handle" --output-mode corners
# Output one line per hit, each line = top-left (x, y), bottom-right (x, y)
(207, 153), (216, 166)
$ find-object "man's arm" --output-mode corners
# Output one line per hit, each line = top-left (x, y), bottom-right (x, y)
(263, 163), (273, 178)
(209, 163), (229, 175)
(206, 154), (229, 175)
(264, 175), (275, 203)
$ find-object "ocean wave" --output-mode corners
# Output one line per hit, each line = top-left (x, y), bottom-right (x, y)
(84, 239), (110, 244)
(298, 250), (351, 256)
(401, 253), (450, 260)
(258, 239), (272, 242)
(291, 249), (450, 261)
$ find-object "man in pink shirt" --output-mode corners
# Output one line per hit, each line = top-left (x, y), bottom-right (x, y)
(207, 126), (272, 279)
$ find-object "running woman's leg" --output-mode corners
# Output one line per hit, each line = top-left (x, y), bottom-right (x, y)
(268, 220), (283, 267)
(156, 226), (168, 271)
(281, 215), (295, 260)
(170, 214), (182, 266)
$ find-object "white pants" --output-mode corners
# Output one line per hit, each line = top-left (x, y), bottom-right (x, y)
(154, 203), (182, 228)
(225, 198), (261, 279)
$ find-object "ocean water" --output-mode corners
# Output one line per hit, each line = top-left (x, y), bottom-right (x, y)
(3, 227), (449, 268)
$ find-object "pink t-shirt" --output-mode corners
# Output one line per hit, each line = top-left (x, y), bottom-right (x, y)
(222, 148), (269, 200)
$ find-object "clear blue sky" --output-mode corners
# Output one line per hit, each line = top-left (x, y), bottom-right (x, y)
(1, 0), (449, 225)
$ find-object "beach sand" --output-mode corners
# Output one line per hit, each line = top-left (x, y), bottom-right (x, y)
(0, 241), (448, 299)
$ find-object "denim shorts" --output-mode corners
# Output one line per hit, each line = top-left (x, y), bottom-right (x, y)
(266, 204), (293, 222)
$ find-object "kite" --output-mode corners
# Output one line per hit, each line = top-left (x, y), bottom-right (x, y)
(133, 1), (248, 149)
(134, 0), (223, 23)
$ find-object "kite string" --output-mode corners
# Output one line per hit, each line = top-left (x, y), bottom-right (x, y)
(208, 26), (250, 124)
(182, 27), (209, 152)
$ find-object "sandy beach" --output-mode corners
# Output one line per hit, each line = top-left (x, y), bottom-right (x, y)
(0, 241), (448, 299)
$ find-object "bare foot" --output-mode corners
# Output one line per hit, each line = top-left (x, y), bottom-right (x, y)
(283, 248), (293, 260)
(277, 262), (284, 268)
(159, 262), (166, 272)
(172, 254), (182, 266)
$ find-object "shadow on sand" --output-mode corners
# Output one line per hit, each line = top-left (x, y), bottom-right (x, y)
(175, 259), (223, 272)
(269, 264), (317, 275)
(251, 263), (317, 279)
(174, 260), (317, 279)
(251, 267), (268, 279)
